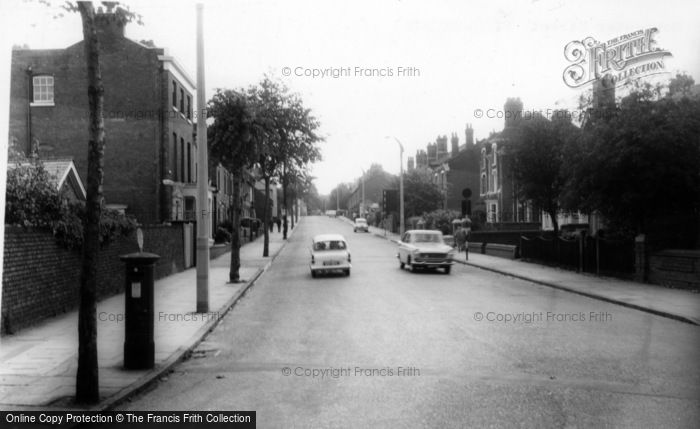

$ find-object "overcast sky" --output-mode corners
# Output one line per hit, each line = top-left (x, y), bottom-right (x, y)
(1, 0), (699, 194)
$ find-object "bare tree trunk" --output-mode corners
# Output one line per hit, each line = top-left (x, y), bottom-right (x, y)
(547, 207), (559, 237)
(282, 162), (288, 239)
(229, 170), (242, 282)
(290, 179), (295, 229)
(76, 1), (103, 404)
(263, 176), (270, 257)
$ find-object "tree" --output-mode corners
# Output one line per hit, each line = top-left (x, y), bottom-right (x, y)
(329, 182), (353, 211)
(250, 76), (321, 249)
(207, 88), (259, 282)
(36, 0), (141, 404)
(510, 111), (578, 237)
(564, 79), (700, 242)
(402, 169), (443, 217)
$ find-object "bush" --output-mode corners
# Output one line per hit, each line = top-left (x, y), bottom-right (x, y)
(5, 162), (138, 250)
(5, 162), (63, 227)
(218, 219), (234, 233)
(215, 226), (232, 244)
(423, 209), (461, 235)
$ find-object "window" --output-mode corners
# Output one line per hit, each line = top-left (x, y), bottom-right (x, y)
(172, 81), (177, 108)
(32, 75), (54, 104)
(180, 89), (184, 112)
(413, 233), (442, 243)
(314, 240), (347, 251)
(187, 95), (192, 120)
(187, 142), (192, 183)
(180, 138), (185, 181)
(172, 133), (178, 180)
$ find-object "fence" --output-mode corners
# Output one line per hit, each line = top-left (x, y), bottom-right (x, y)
(520, 234), (635, 278)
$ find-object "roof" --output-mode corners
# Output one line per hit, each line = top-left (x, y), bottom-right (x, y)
(312, 234), (347, 242)
(8, 158), (86, 200)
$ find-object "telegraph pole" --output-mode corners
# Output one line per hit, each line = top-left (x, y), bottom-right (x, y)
(195, 3), (209, 313)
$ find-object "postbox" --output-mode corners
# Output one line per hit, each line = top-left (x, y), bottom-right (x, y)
(120, 251), (160, 369)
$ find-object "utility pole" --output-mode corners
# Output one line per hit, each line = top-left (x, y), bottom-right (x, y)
(361, 168), (366, 217)
(195, 3), (209, 313)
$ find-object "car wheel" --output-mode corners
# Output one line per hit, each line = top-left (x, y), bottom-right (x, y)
(311, 270), (317, 278)
(344, 268), (350, 276)
(399, 260), (405, 269)
(407, 256), (413, 273)
(444, 266), (451, 275)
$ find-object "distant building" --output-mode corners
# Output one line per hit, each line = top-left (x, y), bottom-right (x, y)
(412, 125), (482, 218)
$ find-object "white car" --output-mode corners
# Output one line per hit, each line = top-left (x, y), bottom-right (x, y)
(353, 218), (369, 233)
(310, 234), (351, 277)
(397, 229), (456, 274)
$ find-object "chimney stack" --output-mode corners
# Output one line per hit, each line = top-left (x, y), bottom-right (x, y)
(95, 12), (126, 41)
(465, 123), (474, 146)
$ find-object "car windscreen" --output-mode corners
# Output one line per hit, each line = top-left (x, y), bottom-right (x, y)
(313, 240), (347, 251)
(413, 233), (442, 243)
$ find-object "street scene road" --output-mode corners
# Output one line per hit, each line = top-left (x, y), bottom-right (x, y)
(119, 216), (700, 428)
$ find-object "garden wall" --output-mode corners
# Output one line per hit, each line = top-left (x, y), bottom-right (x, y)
(1, 224), (185, 335)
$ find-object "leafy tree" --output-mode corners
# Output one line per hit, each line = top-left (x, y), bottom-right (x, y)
(245, 76), (322, 253)
(668, 73), (695, 98)
(402, 169), (443, 217)
(329, 182), (353, 211)
(207, 88), (259, 282)
(564, 79), (700, 242)
(510, 111), (578, 236)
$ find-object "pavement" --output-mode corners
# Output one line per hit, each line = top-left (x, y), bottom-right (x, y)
(348, 217), (700, 326)
(0, 224), (295, 411)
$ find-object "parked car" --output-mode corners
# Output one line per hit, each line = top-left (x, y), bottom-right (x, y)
(397, 229), (456, 274)
(310, 234), (351, 277)
(353, 217), (369, 233)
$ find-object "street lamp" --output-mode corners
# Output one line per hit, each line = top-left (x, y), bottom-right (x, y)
(385, 136), (405, 236)
(360, 168), (366, 217)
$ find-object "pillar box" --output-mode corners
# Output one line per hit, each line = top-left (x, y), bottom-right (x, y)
(120, 251), (160, 369)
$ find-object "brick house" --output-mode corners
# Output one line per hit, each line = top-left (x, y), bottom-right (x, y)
(8, 12), (210, 226)
(408, 125), (482, 218)
(478, 98), (541, 227)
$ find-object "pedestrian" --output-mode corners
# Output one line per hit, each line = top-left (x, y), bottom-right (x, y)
(276, 216), (281, 232)
(282, 215), (288, 239)
(269, 218), (274, 233)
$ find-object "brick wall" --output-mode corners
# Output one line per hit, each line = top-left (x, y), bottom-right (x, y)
(1, 224), (185, 335)
(649, 249), (700, 290)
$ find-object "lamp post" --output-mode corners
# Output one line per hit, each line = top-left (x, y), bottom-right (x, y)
(360, 168), (366, 217)
(386, 136), (405, 236)
(195, 3), (209, 313)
